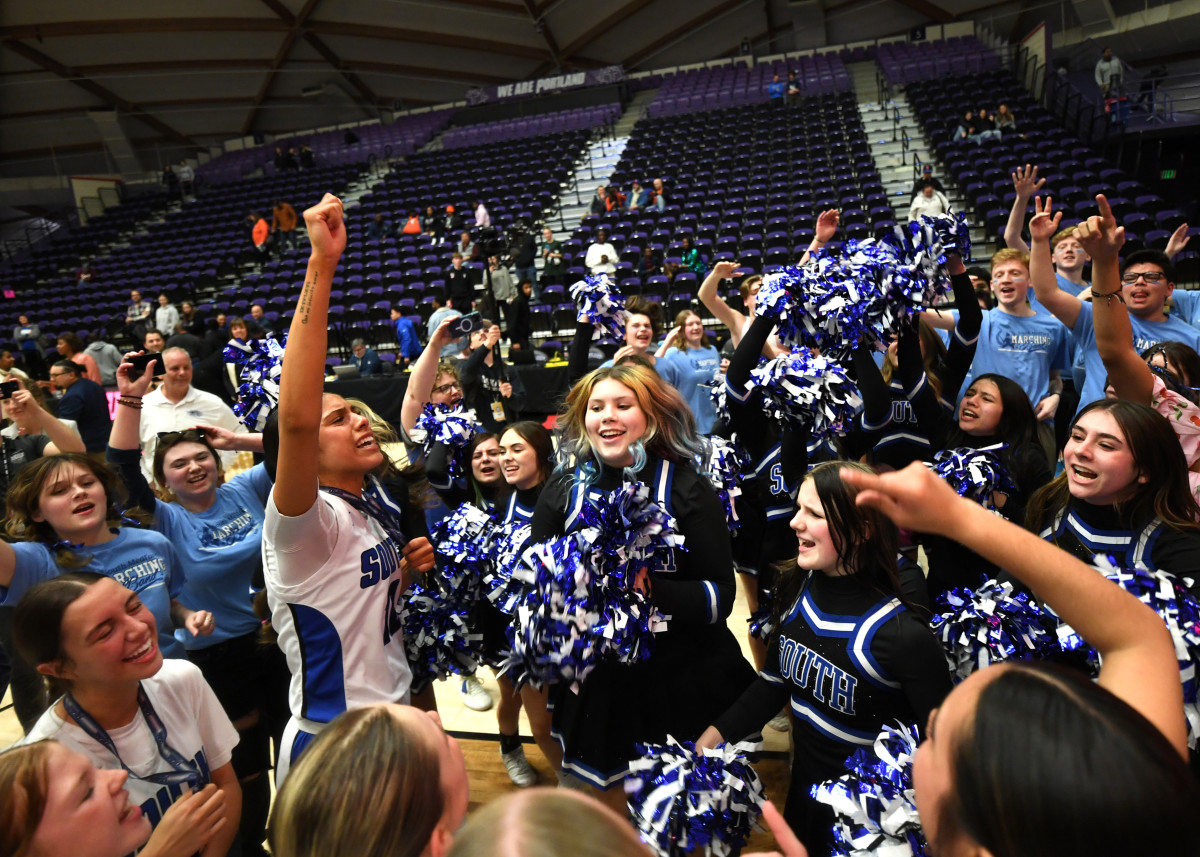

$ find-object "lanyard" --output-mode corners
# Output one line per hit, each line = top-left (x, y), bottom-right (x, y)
(63, 686), (205, 790)
(321, 478), (409, 550)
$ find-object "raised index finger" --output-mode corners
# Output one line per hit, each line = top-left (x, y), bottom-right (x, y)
(1095, 193), (1113, 221)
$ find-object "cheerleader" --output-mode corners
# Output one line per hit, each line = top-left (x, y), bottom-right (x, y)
(530, 363), (756, 810)
(721, 312), (809, 674)
(699, 461), (950, 857)
(493, 421), (560, 780)
(108, 354), (284, 856)
(567, 295), (664, 383)
(855, 251), (982, 470)
(843, 463), (1200, 857)
(269, 704), (468, 857)
(14, 573), (239, 857)
(0, 453), (211, 665)
(1026, 399), (1200, 577)
(261, 194), (434, 783)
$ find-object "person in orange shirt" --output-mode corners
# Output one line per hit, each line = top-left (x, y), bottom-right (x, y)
(55, 333), (102, 385)
(273, 200), (299, 251)
(249, 212), (270, 254)
(401, 209), (423, 235)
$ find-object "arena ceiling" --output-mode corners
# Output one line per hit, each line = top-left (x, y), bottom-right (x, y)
(2, 0), (1060, 183)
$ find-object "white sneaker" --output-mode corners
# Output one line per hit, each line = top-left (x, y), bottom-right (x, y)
(459, 676), (493, 711)
(768, 710), (790, 731)
(501, 745), (538, 787)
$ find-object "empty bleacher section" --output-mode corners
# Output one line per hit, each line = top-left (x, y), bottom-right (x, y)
(196, 110), (453, 184)
(908, 69), (1190, 270)
(647, 55), (851, 118)
(441, 104), (620, 149)
(546, 94), (883, 335)
(877, 36), (1002, 85)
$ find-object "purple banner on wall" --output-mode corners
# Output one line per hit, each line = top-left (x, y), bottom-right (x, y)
(465, 65), (624, 105)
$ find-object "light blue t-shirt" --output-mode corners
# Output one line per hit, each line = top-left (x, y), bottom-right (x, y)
(954, 308), (1070, 408)
(153, 464), (272, 650)
(1169, 289), (1200, 329)
(1072, 301), (1200, 413)
(658, 345), (722, 434)
(4, 529), (187, 659)
(1029, 273), (1089, 380)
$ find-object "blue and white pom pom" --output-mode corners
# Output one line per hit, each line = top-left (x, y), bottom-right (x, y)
(429, 502), (499, 604)
(483, 521), (533, 615)
(749, 347), (863, 441)
(754, 266), (809, 346)
(931, 579), (1055, 681)
(504, 482), (677, 689)
(814, 722), (929, 857)
(928, 446), (1016, 510)
(626, 737), (767, 857)
(401, 504), (499, 690)
(223, 334), (286, 430)
(401, 578), (483, 693)
(416, 403), (482, 479)
(887, 212), (971, 305)
(1054, 555), (1200, 747)
(697, 436), (748, 530)
(570, 274), (627, 343)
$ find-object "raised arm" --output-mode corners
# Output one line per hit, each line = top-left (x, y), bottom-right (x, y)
(1080, 195), (1154, 403)
(798, 209), (839, 266)
(1029, 196), (1083, 329)
(401, 316), (458, 436)
(274, 195), (346, 516)
(6, 383), (84, 455)
(1002, 164), (1045, 253)
(107, 354), (160, 513)
(844, 463), (1188, 757)
(1165, 222), (1191, 262)
(696, 261), (747, 343)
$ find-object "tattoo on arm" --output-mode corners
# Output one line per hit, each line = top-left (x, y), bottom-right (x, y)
(298, 275), (316, 325)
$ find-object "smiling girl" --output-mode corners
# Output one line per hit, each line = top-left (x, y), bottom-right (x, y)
(530, 364), (755, 807)
(107, 353), (282, 856)
(699, 462), (950, 857)
(656, 310), (721, 434)
(0, 454), (209, 667)
(14, 573), (239, 857)
(492, 421), (559, 782)
(262, 195), (435, 783)
(567, 295), (664, 383)
(1026, 399), (1200, 577)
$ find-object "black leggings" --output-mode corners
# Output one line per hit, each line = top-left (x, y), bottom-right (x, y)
(189, 631), (290, 857)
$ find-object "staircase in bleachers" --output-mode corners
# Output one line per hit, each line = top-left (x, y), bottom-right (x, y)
(558, 93), (883, 339)
(280, 125), (599, 366)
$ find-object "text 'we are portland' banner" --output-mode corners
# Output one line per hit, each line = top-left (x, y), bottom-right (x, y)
(465, 66), (624, 106)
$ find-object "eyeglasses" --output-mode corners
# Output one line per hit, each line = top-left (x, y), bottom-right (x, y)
(157, 429), (206, 445)
(432, 382), (462, 395)
(1121, 271), (1167, 284)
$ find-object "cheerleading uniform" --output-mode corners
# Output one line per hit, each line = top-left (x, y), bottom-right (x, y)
(530, 454), (757, 788)
(1037, 499), (1200, 580)
(852, 271), (982, 471)
(712, 570), (951, 857)
(262, 489), (410, 784)
(723, 315), (809, 579)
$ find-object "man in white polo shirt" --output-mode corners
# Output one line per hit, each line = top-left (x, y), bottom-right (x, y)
(139, 347), (247, 485)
